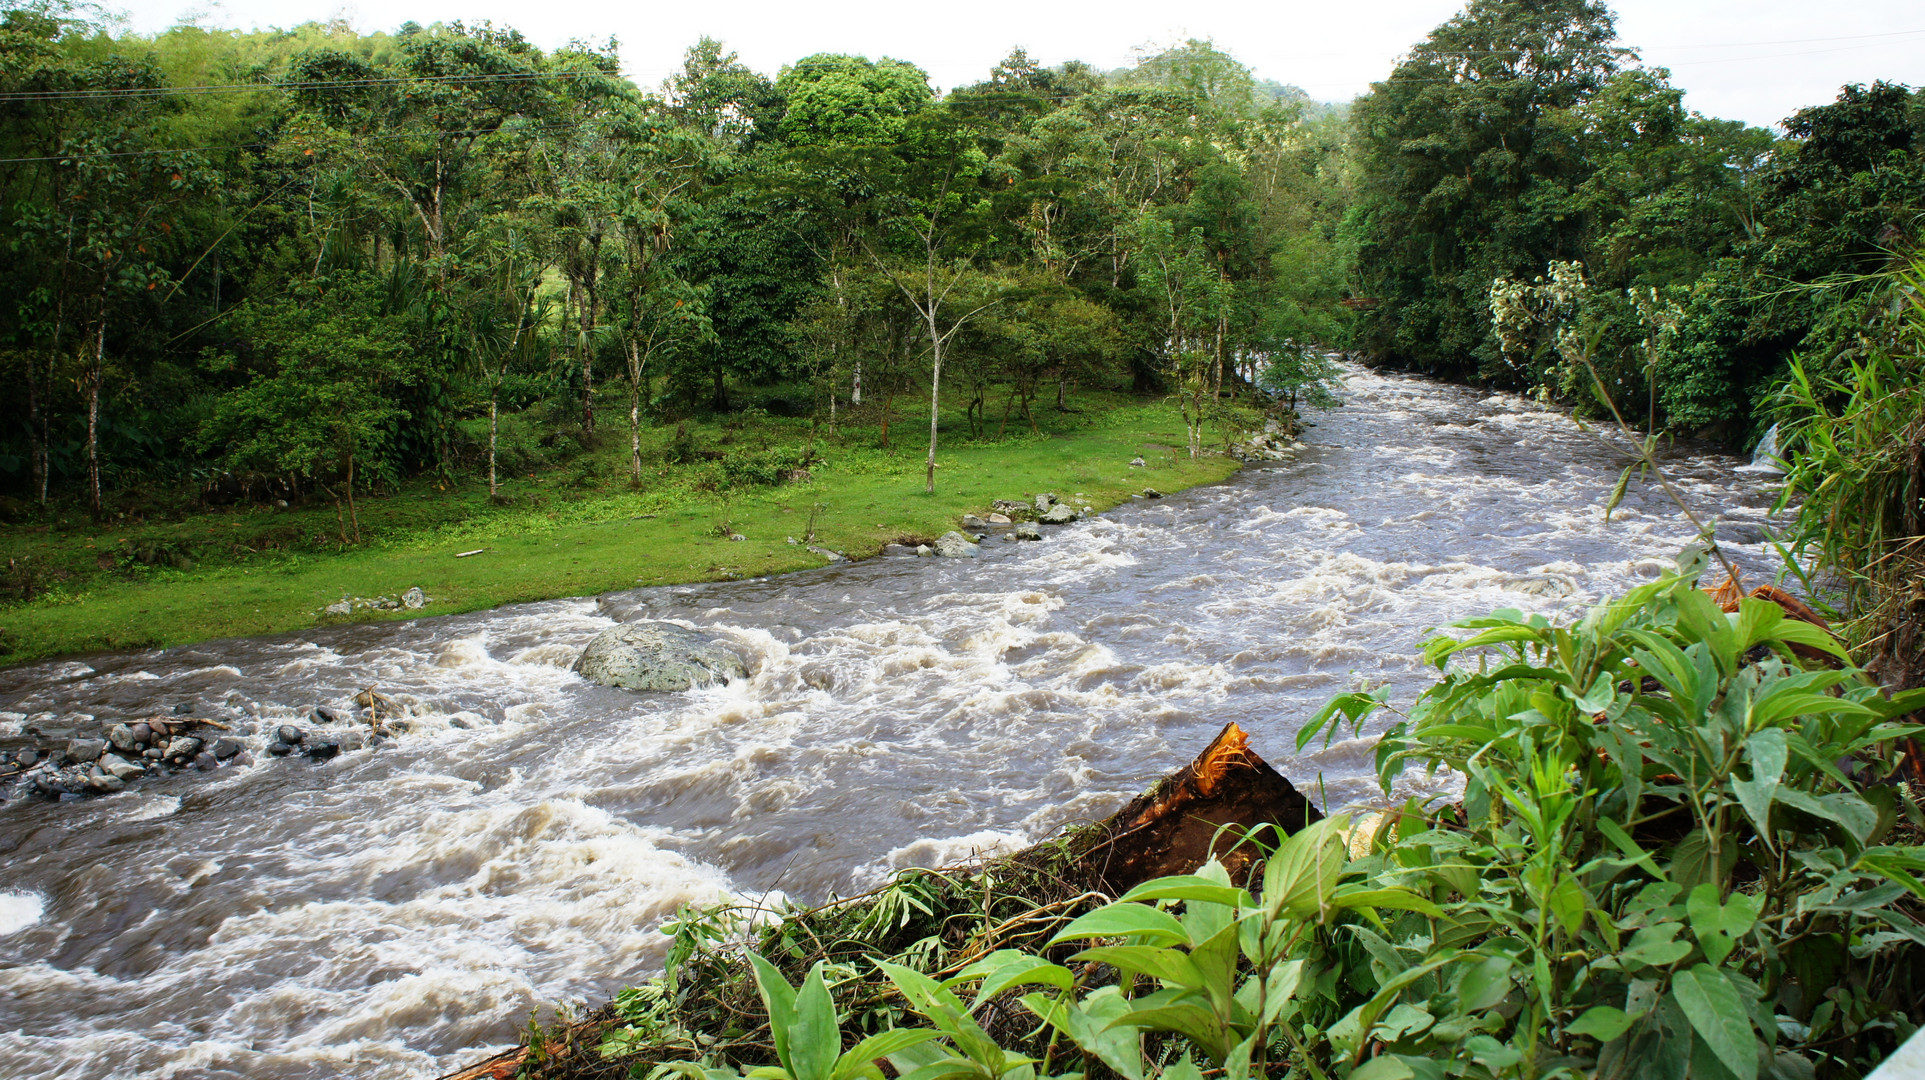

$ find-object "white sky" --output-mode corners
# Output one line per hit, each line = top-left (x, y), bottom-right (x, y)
(122, 0), (1924, 130)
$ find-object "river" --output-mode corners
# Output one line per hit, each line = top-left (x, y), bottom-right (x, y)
(0, 366), (1782, 1079)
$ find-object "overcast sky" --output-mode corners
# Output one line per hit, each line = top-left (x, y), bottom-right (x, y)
(118, 0), (1924, 130)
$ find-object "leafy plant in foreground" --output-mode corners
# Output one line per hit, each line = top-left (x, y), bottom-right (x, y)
(597, 556), (1925, 1080)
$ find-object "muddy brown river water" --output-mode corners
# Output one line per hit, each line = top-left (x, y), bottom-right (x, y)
(0, 366), (1783, 1079)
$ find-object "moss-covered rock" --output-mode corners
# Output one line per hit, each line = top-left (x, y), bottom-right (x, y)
(574, 622), (749, 691)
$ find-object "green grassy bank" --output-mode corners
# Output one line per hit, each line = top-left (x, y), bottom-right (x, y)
(0, 393), (1242, 665)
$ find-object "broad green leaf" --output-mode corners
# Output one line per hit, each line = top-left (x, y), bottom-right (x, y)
(1669, 832), (1737, 893)
(1424, 625), (1545, 666)
(893, 1059), (982, 1080)
(834, 1030), (942, 1080)
(1375, 1002), (1436, 1041)
(1568, 1005), (1636, 1042)
(1108, 1002), (1232, 1063)
(1734, 598), (1785, 651)
(1673, 588), (1739, 674)
(1749, 691), (1872, 730)
(1774, 787), (1878, 845)
(1549, 872), (1590, 939)
(1116, 875), (1253, 911)
(1260, 958), (1305, 1025)
(1768, 620), (1849, 662)
(1732, 729), (1787, 839)
(1409, 723), (1503, 742)
(1350, 1056), (1416, 1080)
(1573, 677), (1618, 714)
(748, 953), (800, 1077)
(1187, 922), (1243, 1016)
(1047, 902), (1188, 947)
(1163, 1057), (1205, 1080)
(1070, 946), (1203, 990)
(1620, 923), (1693, 969)
(1628, 637), (1699, 710)
(1262, 815), (1350, 921)
(658, 1064), (747, 1080)
(1331, 886), (1445, 918)
(1020, 988), (1143, 1080)
(957, 952), (1074, 1005)
(1457, 954), (1514, 1012)
(790, 964), (841, 1080)
(1333, 953), (1461, 1065)
(1856, 847), (1925, 900)
(1672, 966), (1758, 1080)
(1687, 884), (1761, 968)
(874, 961), (967, 1018)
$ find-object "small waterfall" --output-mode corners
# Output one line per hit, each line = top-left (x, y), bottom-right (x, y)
(1736, 422), (1784, 474)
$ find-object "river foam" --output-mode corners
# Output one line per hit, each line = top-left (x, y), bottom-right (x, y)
(0, 364), (1784, 1079)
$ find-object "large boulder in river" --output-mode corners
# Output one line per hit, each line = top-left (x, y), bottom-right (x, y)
(575, 621), (749, 691)
(934, 531), (979, 558)
(1039, 503), (1078, 525)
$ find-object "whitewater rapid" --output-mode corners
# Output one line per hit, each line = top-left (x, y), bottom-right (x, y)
(0, 366), (1782, 1079)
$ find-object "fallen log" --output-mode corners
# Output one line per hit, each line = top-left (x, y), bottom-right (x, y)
(1074, 721), (1322, 891)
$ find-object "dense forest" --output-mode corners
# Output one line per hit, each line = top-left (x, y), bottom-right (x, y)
(0, 0), (1919, 522)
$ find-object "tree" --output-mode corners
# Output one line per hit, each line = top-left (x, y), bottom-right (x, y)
(1350, 0), (1625, 377)
(2, 7), (199, 510)
(847, 109), (1002, 493)
(462, 220), (547, 496)
(197, 274), (421, 543)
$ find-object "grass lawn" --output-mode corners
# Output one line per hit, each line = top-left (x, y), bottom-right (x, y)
(0, 391), (1243, 665)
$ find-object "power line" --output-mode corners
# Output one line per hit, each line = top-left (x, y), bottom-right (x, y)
(0, 66), (648, 103)
(0, 117), (626, 164)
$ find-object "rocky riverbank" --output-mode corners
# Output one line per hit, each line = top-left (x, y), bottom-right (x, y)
(0, 478), (1207, 803)
(0, 689), (417, 804)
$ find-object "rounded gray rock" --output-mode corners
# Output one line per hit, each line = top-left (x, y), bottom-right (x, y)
(164, 736), (203, 761)
(933, 531), (980, 558)
(574, 621), (750, 692)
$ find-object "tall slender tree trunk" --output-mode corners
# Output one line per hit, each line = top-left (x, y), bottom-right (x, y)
(852, 360), (862, 406)
(86, 320), (104, 516)
(581, 247), (601, 435)
(579, 285), (596, 435)
(26, 355), (44, 507)
(925, 306), (942, 496)
(488, 394), (501, 496)
(627, 340), (645, 484)
(1213, 309), (1226, 403)
(346, 452), (360, 544)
